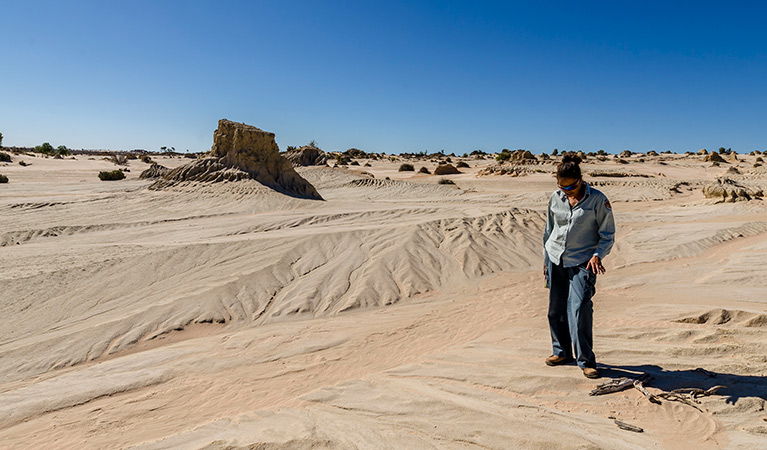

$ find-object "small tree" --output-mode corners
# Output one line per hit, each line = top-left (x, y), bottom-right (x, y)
(552, 148), (559, 156)
(0, 132), (3, 148)
(308, 140), (319, 149)
(57, 145), (70, 156)
(35, 142), (55, 155)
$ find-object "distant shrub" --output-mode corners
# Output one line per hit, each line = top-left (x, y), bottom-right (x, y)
(0, 152), (10, 162)
(98, 170), (126, 181)
(19, 160), (29, 167)
(350, 160), (360, 166)
(364, 162), (371, 167)
(110, 154), (128, 165)
(399, 163), (415, 171)
(756, 157), (764, 163)
(444, 157), (452, 163)
(437, 178), (455, 185)
(35, 142), (55, 155)
(418, 166), (431, 174)
(57, 145), (70, 156)
(184, 153), (197, 159)
(0, 174), (8, 183)
(140, 155), (153, 164)
(470, 149), (486, 156)
(434, 164), (460, 175)
(711, 161), (720, 167)
(755, 163), (762, 168)
(456, 161), (470, 168)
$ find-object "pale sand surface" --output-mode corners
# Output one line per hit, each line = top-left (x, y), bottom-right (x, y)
(1, 152), (766, 449)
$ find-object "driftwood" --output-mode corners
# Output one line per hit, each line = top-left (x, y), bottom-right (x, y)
(614, 419), (644, 433)
(657, 385), (726, 401)
(590, 371), (726, 411)
(633, 380), (662, 404)
(590, 373), (651, 396)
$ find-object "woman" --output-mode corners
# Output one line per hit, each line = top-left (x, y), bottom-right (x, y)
(542, 153), (615, 379)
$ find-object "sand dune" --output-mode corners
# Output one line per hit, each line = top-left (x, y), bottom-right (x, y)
(1, 153), (766, 449)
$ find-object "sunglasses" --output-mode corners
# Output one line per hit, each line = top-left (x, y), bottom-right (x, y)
(558, 180), (580, 192)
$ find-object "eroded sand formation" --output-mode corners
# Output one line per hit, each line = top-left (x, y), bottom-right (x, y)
(1, 150), (767, 449)
(151, 119), (323, 200)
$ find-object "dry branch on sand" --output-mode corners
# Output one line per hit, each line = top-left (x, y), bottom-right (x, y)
(590, 372), (726, 408)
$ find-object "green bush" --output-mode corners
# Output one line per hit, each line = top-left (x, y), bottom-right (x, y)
(456, 161), (470, 168)
(398, 163), (415, 171)
(57, 145), (70, 156)
(418, 166), (430, 174)
(0, 174), (8, 183)
(35, 142), (55, 155)
(0, 152), (10, 162)
(98, 170), (126, 181)
(437, 178), (455, 185)
(496, 149), (511, 161)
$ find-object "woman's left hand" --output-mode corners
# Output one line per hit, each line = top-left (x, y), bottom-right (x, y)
(586, 255), (605, 275)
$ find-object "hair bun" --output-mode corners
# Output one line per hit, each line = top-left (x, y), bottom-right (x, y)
(561, 152), (582, 165)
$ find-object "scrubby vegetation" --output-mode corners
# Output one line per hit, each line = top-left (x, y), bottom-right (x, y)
(110, 154), (128, 165)
(0, 152), (11, 162)
(0, 174), (8, 183)
(418, 166), (431, 174)
(98, 170), (126, 181)
(399, 163), (415, 171)
(456, 161), (470, 168)
(437, 178), (455, 185)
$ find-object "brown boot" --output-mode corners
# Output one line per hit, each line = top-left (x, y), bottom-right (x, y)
(545, 355), (574, 366)
(582, 367), (600, 379)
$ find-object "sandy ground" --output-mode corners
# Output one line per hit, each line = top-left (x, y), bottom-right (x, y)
(1, 151), (766, 449)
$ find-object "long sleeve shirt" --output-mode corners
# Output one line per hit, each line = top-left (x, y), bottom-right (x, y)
(543, 182), (615, 267)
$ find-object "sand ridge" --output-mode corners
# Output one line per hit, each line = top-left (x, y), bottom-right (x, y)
(1, 152), (766, 448)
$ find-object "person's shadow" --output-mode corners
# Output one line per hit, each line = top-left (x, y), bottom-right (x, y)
(597, 363), (767, 405)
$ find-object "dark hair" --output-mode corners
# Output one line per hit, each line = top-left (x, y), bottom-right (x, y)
(557, 152), (582, 179)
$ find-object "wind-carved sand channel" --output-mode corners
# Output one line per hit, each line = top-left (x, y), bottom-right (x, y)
(1, 149), (767, 449)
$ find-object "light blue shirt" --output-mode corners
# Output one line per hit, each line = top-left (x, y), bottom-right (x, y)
(543, 182), (615, 267)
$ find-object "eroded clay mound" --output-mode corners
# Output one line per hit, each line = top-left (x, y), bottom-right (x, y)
(702, 177), (763, 202)
(151, 120), (323, 200)
(139, 163), (171, 179)
(284, 146), (329, 166)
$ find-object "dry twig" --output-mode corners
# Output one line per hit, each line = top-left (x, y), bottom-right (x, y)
(633, 380), (662, 404)
(590, 373), (650, 396)
(614, 419), (643, 433)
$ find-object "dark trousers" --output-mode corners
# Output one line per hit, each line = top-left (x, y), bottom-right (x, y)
(546, 258), (597, 369)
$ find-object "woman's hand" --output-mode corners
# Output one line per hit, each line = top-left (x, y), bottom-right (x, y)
(586, 255), (605, 275)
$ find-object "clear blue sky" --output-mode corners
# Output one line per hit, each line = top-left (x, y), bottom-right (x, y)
(2, 1), (766, 154)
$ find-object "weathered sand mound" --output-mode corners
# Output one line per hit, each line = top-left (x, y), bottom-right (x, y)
(704, 152), (727, 163)
(675, 309), (767, 327)
(284, 146), (329, 166)
(150, 157), (250, 186)
(588, 178), (699, 202)
(477, 163), (544, 177)
(0, 207), (544, 382)
(589, 170), (652, 178)
(703, 177), (763, 202)
(139, 163), (171, 179)
(297, 167), (464, 200)
(152, 120), (323, 200)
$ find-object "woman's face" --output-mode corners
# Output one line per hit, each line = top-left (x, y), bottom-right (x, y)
(557, 177), (582, 198)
